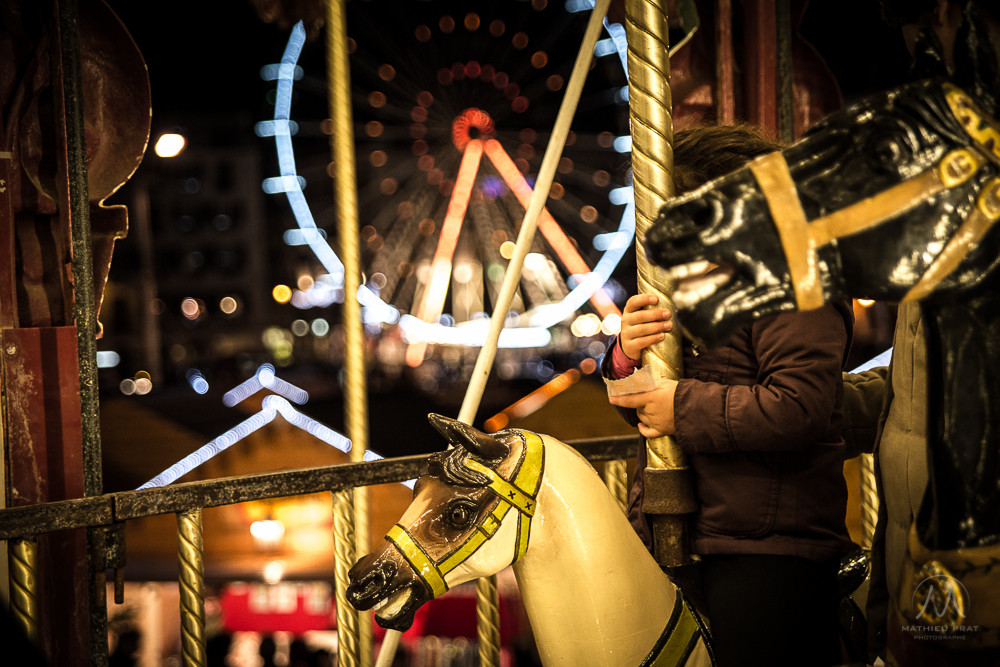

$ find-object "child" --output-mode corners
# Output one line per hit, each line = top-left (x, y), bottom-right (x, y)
(604, 125), (855, 667)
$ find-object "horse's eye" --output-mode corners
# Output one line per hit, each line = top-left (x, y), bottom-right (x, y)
(445, 501), (476, 528)
(874, 138), (903, 165)
(870, 125), (916, 171)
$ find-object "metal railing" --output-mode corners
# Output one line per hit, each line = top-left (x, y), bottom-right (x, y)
(1, 435), (636, 666)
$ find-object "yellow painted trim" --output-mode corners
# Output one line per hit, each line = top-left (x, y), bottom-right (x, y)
(465, 459), (537, 517)
(749, 153), (824, 311)
(944, 83), (1000, 165)
(386, 430), (546, 598)
(437, 502), (512, 575)
(904, 176), (1000, 301)
(387, 524), (448, 598)
(751, 147), (981, 310)
(639, 596), (702, 667)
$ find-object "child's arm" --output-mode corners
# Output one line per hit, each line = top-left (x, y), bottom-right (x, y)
(607, 381), (678, 439)
(618, 294), (673, 361)
(604, 294), (677, 437)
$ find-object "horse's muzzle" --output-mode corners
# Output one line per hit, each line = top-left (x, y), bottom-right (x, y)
(346, 556), (397, 610)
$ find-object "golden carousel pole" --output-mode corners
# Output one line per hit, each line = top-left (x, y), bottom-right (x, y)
(177, 509), (207, 667)
(623, 0), (695, 566)
(8, 538), (38, 643)
(327, 2), (372, 666)
(860, 453), (878, 548)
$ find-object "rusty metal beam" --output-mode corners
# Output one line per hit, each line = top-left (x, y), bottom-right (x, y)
(0, 437), (635, 540)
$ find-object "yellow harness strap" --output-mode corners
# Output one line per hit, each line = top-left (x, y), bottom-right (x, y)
(386, 430), (545, 598)
(903, 84), (1000, 300)
(750, 146), (980, 311)
(904, 176), (1000, 301)
(463, 430), (544, 564)
(639, 595), (702, 667)
(387, 524), (449, 598)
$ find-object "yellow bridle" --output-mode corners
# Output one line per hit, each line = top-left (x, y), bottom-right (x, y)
(385, 430), (545, 598)
(748, 82), (1000, 310)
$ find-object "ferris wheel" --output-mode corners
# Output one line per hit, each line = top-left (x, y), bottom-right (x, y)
(259, 0), (634, 370)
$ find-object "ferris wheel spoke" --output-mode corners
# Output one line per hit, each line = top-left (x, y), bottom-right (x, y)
(482, 139), (620, 320)
(406, 138), (486, 366)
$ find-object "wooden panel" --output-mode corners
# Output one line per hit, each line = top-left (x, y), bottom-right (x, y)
(2, 326), (84, 505)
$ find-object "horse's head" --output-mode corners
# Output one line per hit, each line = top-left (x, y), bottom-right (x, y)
(346, 414), (544, 631)
(645, 79), (1000, 345)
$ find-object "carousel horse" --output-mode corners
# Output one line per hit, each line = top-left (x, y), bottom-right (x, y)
(347, 413), (714, 666)
(644, 77), (1000, 650)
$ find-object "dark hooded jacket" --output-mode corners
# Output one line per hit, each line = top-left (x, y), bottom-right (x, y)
(604, 302), (856, 562)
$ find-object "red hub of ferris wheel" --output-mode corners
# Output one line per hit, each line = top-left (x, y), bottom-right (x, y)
(451, 108), (496, 151)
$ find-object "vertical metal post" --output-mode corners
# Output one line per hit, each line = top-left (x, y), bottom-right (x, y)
(715, 0), (737, 124)
(333, 490), (361, 667)
(325, 1), (372, 664)
(177, 509), (207, 667)
(8, 539), (38, 642)
(775, 0), (795, 142)
(55, 2), (106, 665)
(475, 576), (501, 667)
(860, 453), (879, 549)
(624, 0), (694, 567)
(603, 461), (629, 514)
(57, 0), (101, 502)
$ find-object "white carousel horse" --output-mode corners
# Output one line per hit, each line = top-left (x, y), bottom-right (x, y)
(347, 413), (714, 666)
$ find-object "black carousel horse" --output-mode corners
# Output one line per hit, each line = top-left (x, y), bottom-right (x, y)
(644, 75), (1000, 654)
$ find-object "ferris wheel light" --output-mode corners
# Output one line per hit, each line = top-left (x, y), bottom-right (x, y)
(154, 133), (186, 158)
(262, 17), (634, 351)
(259, 62), (302, 81)
(593, 230), (631, 251)
(594, 38), (618, 57)
(609, 185), (633, 205)
(571, 314), (602, 338)
(254, 119), (299, 137)
(613, 135), (632, 153)
(262, 175), (306, 193)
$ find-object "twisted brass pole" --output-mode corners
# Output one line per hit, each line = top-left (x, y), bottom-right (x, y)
(177, 509), (206, 667)
(333, 490), (361, 667)
(326, 1), (372, 664)
(8, 539), (38, 643)
(624, 0), (694, 566)
(860, 453), (879, 549)
(604, 460), (629, 514)
(475, 576), (502, 667)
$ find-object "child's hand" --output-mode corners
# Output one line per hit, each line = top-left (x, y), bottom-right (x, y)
(619, 294), (673, 361)
(607, 379), (678, 438)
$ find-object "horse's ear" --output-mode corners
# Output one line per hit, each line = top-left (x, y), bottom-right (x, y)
(428, 414), (508, 460)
